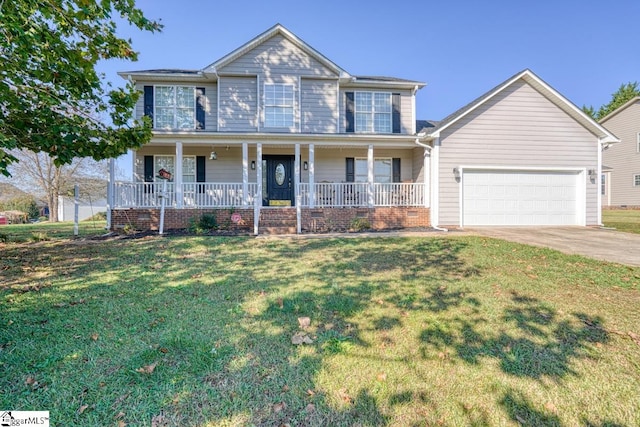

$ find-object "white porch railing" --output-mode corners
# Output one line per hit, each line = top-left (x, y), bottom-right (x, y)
(299, 182), (425, 207)
(114, 182), (257, 208)
(114, 181), (424, 208)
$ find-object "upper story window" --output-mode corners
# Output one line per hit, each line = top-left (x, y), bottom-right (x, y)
(355, 92), (392, 133)
(634, 174), (640, 187)
(155, 86), (195, 129)
(265, 84), (294, 127)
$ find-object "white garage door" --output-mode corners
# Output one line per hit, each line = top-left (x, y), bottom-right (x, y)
(462, 170), (580, 226)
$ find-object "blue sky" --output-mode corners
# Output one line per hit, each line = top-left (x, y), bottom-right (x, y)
(98, 0), (640, 121)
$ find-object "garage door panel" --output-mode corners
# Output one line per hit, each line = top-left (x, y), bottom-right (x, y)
(463, 170), (579, 226)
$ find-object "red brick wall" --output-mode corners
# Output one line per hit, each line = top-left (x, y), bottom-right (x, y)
(111, 207), (430, 233)
(302, 207), (430, 232)
(111, 208), (254, 232)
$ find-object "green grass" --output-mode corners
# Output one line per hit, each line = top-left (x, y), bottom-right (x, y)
(0, 220), (107, 242)
(603, 209), (640, 234)
(1, 228), (639, 426)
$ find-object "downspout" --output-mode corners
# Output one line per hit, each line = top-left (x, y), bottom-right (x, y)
(415, 138), (448, 232)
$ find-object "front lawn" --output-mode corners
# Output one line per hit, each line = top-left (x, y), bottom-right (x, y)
(603, 209), (640, 234)
(1, 231), (639, 426)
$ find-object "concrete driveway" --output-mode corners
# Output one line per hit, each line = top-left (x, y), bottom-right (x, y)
(468, 227), (640, 267)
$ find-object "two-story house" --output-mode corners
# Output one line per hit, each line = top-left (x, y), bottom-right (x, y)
(108, 24), (618, 233)
(600, 97), (640, 207)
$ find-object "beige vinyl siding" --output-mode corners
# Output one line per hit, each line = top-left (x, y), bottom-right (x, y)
(601, 100), (640, 206)
(134, 82), (217, 131)
(135, 146), (414, 184)
(218, 76), (258, 131)
(301, 78), (338, 133)
(313, 148), (413, 183)
(338, 89), (413, 134)
(412, 147), (425, 182)
(438, 80), (599, 226)
(218, 34), (337, 78)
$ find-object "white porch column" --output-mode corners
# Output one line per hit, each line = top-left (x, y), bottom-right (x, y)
(309, 144), (315, 208)
(106, 158), (115, 229)
(367, 144), (374, 207)
(255, 143), (262, 235)
(242, 142), (249, 207)
(423, 147), (430, 208)
(256, 143), (263, 206)
(175, 141), (183, 208)
(294, 143), (300, 206)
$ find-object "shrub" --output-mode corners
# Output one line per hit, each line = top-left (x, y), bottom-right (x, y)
(349, 217), (371, 232)
(188, 213), (218, 234)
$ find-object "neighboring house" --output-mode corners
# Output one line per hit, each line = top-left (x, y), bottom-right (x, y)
(599, 97), (640, 207)
(57, 195), (107, 222)
(108, 24), (618, 233)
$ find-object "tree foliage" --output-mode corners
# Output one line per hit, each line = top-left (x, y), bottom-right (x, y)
(583, 82), (640, 120)
(0, 0), (161, 176)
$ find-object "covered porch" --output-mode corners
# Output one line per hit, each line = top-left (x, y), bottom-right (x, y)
(107, 139), (433, 233)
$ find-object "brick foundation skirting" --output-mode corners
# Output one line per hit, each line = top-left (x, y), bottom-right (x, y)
(111, 208), (254, 232)
(111, 206), (431, 234)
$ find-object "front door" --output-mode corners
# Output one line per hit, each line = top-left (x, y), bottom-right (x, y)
(263, 156), (295, 206)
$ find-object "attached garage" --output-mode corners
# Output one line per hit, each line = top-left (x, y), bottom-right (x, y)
(422, 70), (620, 229)
(461, 169), (583, 226)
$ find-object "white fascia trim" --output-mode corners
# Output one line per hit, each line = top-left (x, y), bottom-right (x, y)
(599, 96), (640, 123)
(203, 24), (349, 78)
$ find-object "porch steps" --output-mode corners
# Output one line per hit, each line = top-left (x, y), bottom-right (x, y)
(259, 208), (297, 235)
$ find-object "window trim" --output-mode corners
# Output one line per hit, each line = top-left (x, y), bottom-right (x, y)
(153, 85), (197, 130)
(354, 91), (392, 133)
(182, 155), (197, 183)
(354, 157), (393, 183)
(153, 155), (175, 182)
(264, 83), (295, 128)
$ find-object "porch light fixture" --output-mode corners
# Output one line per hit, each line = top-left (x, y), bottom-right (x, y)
(453, 167), (461, 179)
(588, 169), (597, 179)
(303, 161), (308, 170)
(251, 160), (256, 170)
(209, 151), (217, 160)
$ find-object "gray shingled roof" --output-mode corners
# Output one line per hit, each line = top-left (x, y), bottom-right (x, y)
(354, 75), (424, 84)
(416, 120), (440, 133)
(121, 69), (201, 75)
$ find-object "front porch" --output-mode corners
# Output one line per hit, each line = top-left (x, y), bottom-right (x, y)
(110, 181), (430, 234)
(107, 140), (433, 234)
(112, 181), (426, 209)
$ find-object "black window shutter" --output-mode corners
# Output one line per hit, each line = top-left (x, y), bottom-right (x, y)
(392, 93), (401, 134)
(346, 157), (355, 182)
(392, 158), (401, 182)
(196, 87), (206, 130)
(144, 155), (154, 182)
(196, 156), (206, 182)
(196, 155), (206, 193)
(144, 86), (154, 122)
(345, 92), (355, 133)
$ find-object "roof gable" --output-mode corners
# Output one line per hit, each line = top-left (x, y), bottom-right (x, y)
(426, 69), (619, 144)
(599, 96), (640, 123)
(203, 24), (350, 78)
